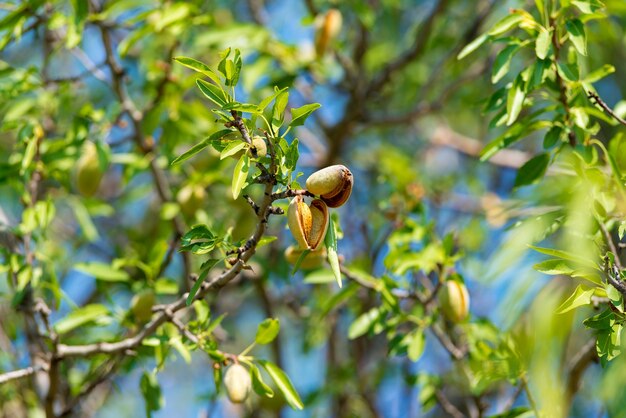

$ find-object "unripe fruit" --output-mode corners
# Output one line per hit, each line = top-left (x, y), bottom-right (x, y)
(229, 135), (267, 159)
(305, 165), (353, 208)
(223, 363), (251, 403)
(75, 142), (104, 197)
(284, 245), (327, 269)
(177, 184), (207, 217)
(315, 9), (343, 57)
(130, 289), (155, 323)
(439, 280), (470, 323)
(287, 196), (329, 251)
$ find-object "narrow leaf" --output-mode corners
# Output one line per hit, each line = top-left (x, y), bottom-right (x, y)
(74, 262), (129, 282)
(258, 360), (304, 410)
(566, 19), (587, 56)
(231, 155), (249, 200)
(325, 217), (342, 287)
(250, 364), (274, 398)
(174, 56), (222, 85)
(556, 285), (595, 314)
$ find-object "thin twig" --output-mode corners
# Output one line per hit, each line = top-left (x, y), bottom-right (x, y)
(0, 364), (48, 385)
(436, 389), (466, 418)
(588, 91), (626, 127)
(565, 338), (597, 404)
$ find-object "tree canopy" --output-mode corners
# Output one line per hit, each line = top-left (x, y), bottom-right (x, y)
(1, 0), (626, 417)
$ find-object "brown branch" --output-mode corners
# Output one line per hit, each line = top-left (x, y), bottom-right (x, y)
(598, 222), (626, 297)
(95, 23), (192, 287)
(436, 389), (466, 418)
(56, 144), (279, 358)
(366, 0), (448, 97)
(588, 91), (626, 127)
(0, 364), (48, 385)
(431, 323), (465, 360)
(565, 338), (597, 406)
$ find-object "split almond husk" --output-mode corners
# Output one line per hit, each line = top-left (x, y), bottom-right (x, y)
(305, 165), (353, 208)
(287, 196), (329, 251)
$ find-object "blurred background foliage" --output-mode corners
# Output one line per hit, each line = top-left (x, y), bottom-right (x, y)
(1, 0), (626, 417)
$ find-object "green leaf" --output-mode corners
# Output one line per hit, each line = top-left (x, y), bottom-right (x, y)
(535, 27), (551, 59)
(325, 217), (342, 287)
(291, 249), (311, 275)
(222, 101), (261, 114)
(584, 64), (615, 83)
(174, 56), (222, 85)
(272, 91), (289, 130)
(258, 360), (304, 410)
(488, 14), (523, 37)
(171, 129), (232, 166)
(406, 329), (426, 362)
(506, 76), (526, 126)
(255, 318), (280, 345)
(140, 371), (163, 418)
(492, 45), (520, 84)
(514, 153), (550, 187)
(303, 269), (336, 284)
(54, 304), (109, 335)
(543, 126), (562, 149)
(488, 406), (533, 418)
(259, 87), (289, 111)
(457, 33), (489, 60)
(556, 61), (579, 82)
(572, 0), (604, 14)
(534, 259), (575, 275)
(220, 140), (246, 160)
(529, 245), (598, 269)
(566, 19), (587, 56)
(74, 262), (130, 282)
(232, 155), (249, 200)
(250, 364), (274, 398)
(348, 307), (381, 339)
(556, 285), (595, 314)
(186, 259), (219, 306)
(285, 138), (299, 171)
(68, 198), (98, 242)
(196, 79), (228, 107)
(289, 103), (321, 128)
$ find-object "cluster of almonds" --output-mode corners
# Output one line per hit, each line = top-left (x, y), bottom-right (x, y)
(285, 165), (353, 266)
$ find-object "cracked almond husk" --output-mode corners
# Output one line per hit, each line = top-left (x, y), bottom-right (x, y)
(287, 196), (329, 251)
(305, 165), (353, 208)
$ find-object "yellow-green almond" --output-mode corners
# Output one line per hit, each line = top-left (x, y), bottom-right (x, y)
(130, 289), (156, 323)
(230, 135), (267, 159)
(223, 363), (251, 403)
(439, 280), (470, 323)
(284, 245), (327, 269)
(76, 142), (104, 197)
(177, 184), (207, 217)
(305, 165), (353, 208)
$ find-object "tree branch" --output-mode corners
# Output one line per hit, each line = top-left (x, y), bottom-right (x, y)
(366, 0), (448, 97)
(0, 364), (48, 385)
(588, 91), (626, 127)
